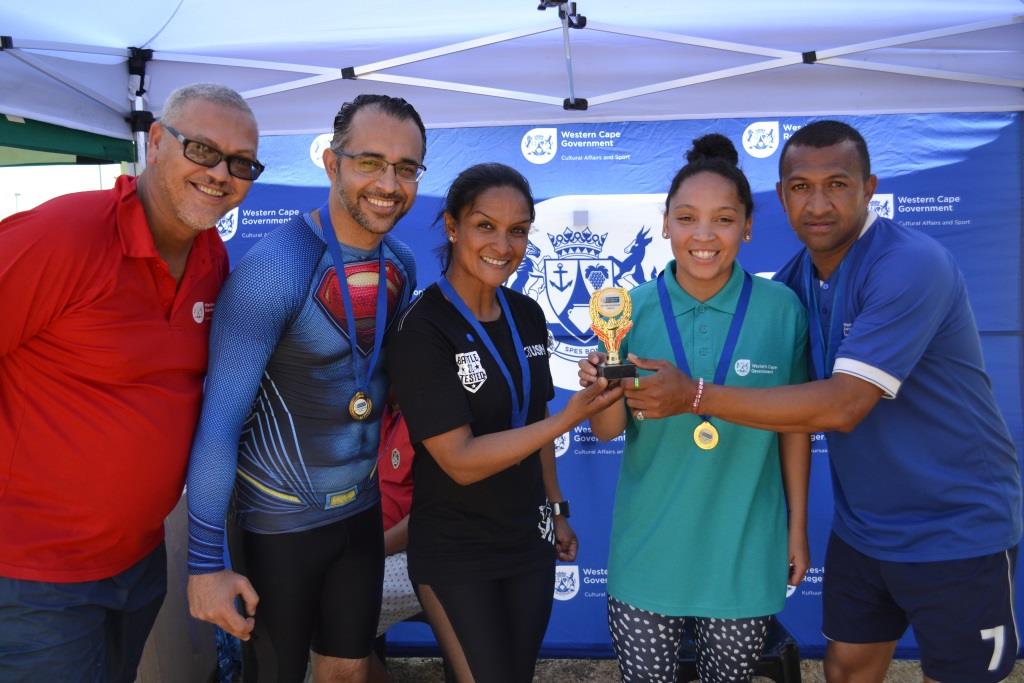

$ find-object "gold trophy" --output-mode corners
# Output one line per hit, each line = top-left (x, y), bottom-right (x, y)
(590, 287), (637, 380)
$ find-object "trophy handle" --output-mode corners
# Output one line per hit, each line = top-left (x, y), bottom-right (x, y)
(613, 320), (633, 348)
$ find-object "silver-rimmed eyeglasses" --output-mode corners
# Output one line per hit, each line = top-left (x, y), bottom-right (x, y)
(335, 150), (426, 183)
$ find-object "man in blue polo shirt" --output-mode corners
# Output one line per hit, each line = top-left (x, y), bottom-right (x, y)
(615, 120), (1021, 683)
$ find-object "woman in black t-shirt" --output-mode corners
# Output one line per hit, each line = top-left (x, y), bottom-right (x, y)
(388, 163), (621, 683)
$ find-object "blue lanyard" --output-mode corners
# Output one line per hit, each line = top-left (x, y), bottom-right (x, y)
(801, 241), (863, 380)
(657, 268), (752, 421)
(437, 279), (531, 428)
(317, 204), (389, 396)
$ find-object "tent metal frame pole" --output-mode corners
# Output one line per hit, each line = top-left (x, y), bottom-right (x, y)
(560, 9), (579, 107)
(584, 22), (795, 58)
(154, 52), (336, 75)
(588, 57), (801, 106)
(350, 26), (554, 75)
(127, 48), (153, 172)
(154, 53), (340, 102)
(6, 38), (127, 57)
(820, 58), (1024, 90)
(813, 15), (1023, 61)
(5, 50), (124, 115)
(584, 16), (1023, 105)
(3, 13), (1020, 128)
(160, 26), (555, 102)
(240, 74), (344, 101)
(131, 95), (147, 173)
(810, 15), (1024, 90)
(136, 16), (1024, 113)
(356, 73), (565, 106)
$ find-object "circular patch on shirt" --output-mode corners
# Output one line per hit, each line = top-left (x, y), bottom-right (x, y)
(391, 448), (401, 470)
(192, 301), (205, 323)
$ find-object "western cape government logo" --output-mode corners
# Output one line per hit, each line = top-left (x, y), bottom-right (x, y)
(216, 207), (239, 242)
(869, 193), (894, 219)
(191, 301), (214, 324)
(521, 127), (558, 165)
(742, 121), (780, 158)
(506, 194), (672, 390)
(310, 133), (333, 169)
(553, 564), (580, 601)
(554, 431), (571, 458)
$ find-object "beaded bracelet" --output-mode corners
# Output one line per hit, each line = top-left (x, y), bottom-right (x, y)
(692, 377), (705, 413)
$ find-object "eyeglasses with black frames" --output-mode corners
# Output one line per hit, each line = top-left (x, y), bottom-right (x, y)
(161, 123), (265, 181)
(335, 150), (426, 183)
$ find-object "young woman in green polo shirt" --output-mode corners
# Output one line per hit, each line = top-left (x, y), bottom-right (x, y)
(579, 134), (811, 683)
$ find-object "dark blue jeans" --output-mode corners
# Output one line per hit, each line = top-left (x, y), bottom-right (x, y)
(0, 543), (167, 683)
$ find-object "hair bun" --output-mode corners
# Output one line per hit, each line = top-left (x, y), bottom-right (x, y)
(686, 133), (738, 166)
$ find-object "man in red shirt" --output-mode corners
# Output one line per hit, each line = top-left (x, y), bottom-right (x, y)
(377, 402), (419, 623)
(370, 402), (422, 682)
(0, 83), (262, 682)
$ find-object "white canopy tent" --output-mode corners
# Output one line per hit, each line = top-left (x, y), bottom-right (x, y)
(2, 0), (1022, 155)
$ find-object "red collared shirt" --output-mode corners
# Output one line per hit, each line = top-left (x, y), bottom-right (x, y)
(0, 175), (229, 582)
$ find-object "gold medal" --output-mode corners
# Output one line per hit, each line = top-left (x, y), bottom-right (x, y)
(693, 420), (719, 450)
(348, 392), (372, 421)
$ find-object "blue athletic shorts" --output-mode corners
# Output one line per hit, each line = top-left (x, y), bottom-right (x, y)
(0, 543), (167, 683)
(823, 533), (1018, 683)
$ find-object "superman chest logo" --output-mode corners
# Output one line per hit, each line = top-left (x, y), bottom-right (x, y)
(314, 260), (405, 354)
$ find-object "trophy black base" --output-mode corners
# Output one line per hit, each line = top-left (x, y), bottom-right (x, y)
(597, 362), (637, 380)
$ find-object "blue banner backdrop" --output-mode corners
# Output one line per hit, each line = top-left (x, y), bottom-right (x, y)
(214, 113), (1023, 658)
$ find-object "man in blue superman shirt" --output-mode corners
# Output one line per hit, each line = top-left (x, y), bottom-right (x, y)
(185, 94), (424, 683)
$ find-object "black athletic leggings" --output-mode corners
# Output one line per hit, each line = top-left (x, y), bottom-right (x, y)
(414, 562), (555, 683)
(236, 505), (384, 683)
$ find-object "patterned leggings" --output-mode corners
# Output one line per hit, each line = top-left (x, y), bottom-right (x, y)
(608, 596), (770, 683)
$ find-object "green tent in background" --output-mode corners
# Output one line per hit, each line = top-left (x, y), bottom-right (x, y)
(0, 114), (135, 166)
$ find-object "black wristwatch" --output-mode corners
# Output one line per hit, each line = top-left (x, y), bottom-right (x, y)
(550, 500), (571, 518)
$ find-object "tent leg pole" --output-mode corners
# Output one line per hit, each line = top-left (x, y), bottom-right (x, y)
(127, 48), (153, 173)
(561, 9), (578, 106)
(128, 95), (154, 174)
(130, 96), (148, 174)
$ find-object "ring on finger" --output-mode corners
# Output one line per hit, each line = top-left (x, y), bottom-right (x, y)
(633, 376), (640, 389)
(635, 410), (645, 421)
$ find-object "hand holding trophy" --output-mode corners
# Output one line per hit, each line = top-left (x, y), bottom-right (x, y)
(590, 287), (638, 380)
